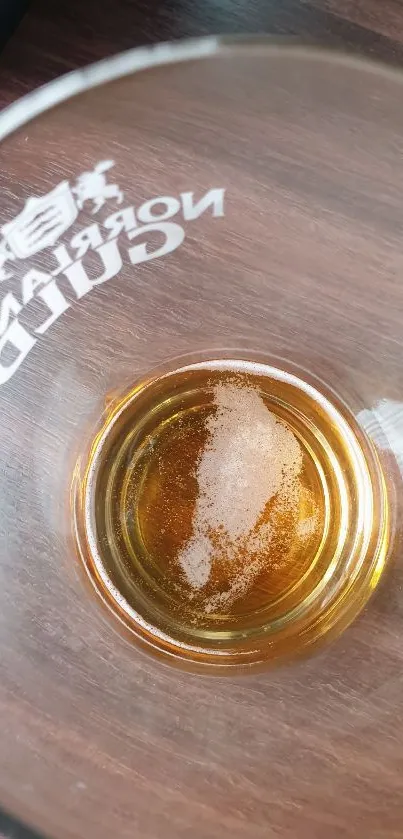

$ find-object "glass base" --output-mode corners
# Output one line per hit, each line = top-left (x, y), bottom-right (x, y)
(73, 352), (391, 671)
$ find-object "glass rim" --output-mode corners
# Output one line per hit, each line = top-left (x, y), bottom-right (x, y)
(2, 35), (403, 144)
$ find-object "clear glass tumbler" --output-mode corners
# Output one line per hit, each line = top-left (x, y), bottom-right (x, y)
(0, 39), (402, 672)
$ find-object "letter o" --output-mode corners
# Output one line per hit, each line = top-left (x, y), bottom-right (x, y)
(137, 196), (180, 223)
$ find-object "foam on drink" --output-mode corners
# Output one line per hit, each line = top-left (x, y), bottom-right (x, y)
(177, 380), (304, 609)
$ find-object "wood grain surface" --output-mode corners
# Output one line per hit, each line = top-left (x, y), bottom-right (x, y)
(3, 0), (403, 109)
(2, 5), (403, 839)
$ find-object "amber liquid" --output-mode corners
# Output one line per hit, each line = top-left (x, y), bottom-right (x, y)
(76, 359), (390, 666)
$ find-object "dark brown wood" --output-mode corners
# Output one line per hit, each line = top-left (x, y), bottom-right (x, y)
(2, 6), (403, 839)
(312, 0), (403, 41)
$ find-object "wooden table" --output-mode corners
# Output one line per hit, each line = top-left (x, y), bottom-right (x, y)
(2, 3), (403, 839)
(3, 0), (403, 108)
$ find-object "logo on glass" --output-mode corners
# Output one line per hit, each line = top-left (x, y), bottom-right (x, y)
(0, 160), (225, 385)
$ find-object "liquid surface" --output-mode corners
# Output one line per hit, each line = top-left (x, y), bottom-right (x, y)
(76, 359), (390, 665)
(131, 377), (324, 619)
